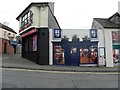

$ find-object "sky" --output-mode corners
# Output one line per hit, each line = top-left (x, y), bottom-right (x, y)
(0, 0), (119, 35)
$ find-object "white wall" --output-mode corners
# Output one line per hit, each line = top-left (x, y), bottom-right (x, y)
(49, 29), (53, 65)
(104, 29), (114, 67)
(31, 6), (40, 26)
(39, 6), (48, 27)
(97, 29), (104, 47)
(62, 29), (90, 41)
(91, 19), (104, 29)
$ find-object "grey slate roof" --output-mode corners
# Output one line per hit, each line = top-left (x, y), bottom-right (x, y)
(0, 23), (17, 34)
(94, 12), (120, 29)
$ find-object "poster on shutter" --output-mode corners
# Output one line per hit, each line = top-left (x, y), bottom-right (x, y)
(99, 47), (105, 66)
(33, 35), (37, 51)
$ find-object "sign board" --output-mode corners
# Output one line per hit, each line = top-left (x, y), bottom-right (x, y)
(90, 29), (97, 38)
(54, 29), (61, 39)
(20, 28), (36, 38)
(33, 35), (37, 51)
(98, 47), (105, 66)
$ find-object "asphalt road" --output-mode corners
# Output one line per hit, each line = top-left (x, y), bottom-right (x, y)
(2, 68), (119, 88)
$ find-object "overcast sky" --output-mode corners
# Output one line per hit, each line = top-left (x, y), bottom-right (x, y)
(0, 0), (119, 34)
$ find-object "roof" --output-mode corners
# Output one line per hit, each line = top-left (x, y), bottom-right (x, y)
(0, 23), (17, 34)
(16, 2), (49, 20)
(47, 4), (61, 29)
(108, 12), (120, 20)
(94, 12), (120, 29)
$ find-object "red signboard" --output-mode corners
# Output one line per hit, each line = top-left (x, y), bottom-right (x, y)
(20, 28), (36, 38)
(19, 23), (31, 33)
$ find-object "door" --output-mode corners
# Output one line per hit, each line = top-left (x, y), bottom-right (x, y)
(70, 46), (79, 65)
(63, 42), (80, 66)
(4, 43), (7, 54)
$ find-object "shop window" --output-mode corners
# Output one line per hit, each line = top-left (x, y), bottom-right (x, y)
(53, 43), (64, 65)
(4, 31), (7, 38)
(24, 35), (37, 52)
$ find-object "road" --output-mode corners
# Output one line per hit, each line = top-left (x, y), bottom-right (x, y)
(2, 68), (119, 88)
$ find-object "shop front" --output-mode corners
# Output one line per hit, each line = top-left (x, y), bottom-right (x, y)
(21, 27), (49, 65)
(53, 40), (98, 66)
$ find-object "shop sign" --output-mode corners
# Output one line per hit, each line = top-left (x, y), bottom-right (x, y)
(33, 35), (37, 51)
(54, 29), (61, 39)
(90, 29), (97, 38)
(19, 23), (31, 33)
(20, 29), (36, 38)
(98, 47), (105, 66)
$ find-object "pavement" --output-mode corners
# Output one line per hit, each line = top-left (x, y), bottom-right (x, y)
(1, 54), (119, 72)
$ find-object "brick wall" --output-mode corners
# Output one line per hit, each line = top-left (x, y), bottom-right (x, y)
(0, 38), (14, 54)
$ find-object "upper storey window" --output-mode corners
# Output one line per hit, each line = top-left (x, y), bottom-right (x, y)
(21, 11), (33, 29)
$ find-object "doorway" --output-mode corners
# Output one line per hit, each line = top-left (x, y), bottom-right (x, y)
(4, 43), (7, 54)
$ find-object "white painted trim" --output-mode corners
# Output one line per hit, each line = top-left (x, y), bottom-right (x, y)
(39, 26), (48, 28)
(51, 40), (61, 42)
(19, 26), (39, 34)
(113, 43), (120, 45)
(49, 29), (53, 65)
(79, 64), (98, 66)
